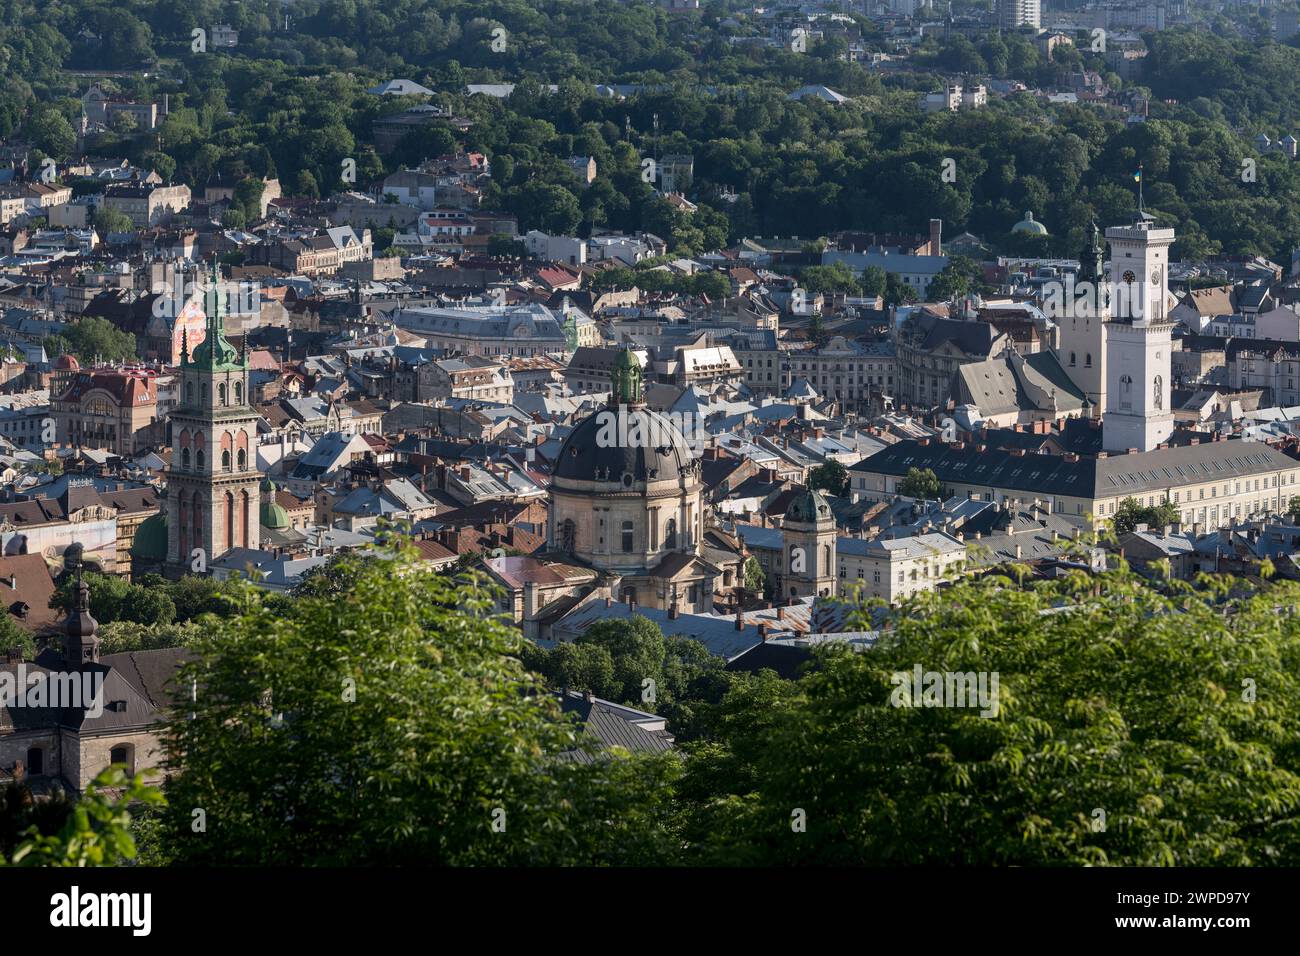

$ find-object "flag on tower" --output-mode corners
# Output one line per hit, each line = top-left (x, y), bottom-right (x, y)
(1132, 168), (1142, 183)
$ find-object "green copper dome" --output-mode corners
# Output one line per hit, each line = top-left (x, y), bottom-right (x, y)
(786, 488), (831, 525)
(260, 477), (290, 530)
(131, 512), (169, 561)
(1012, 210), (1048, 236)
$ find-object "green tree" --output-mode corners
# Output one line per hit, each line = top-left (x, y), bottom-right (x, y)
(232, 177), (266, 222)
(44, 317), (137, 365)
(6, 767), (164, 867)
(861, 265), (887, 298)
(898, 467), (942, 499)
(0, 614), (36, 659)
(93, 207), (134, 235)
(159, 549), (680, 865)
(743, 556), (767, 593)
(678, 571), (1300, 865)
(295, 169), (320, 199)
(1113, 497), (1180, 535)
(809, 460), (849, 497)
(798, 263), (862, 296)
(26, 108), (75, 160)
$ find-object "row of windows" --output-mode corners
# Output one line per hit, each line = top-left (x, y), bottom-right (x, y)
(185, 380), (244, 406)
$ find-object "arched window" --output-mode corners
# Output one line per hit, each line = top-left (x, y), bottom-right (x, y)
(664, 517), (677, 550)
(218, 383), (227, 406)
(1119, 374), (1133, 411)
(234, 381), (243, 404)
(237, 448), (247, 470)
(225, 492), (235, 553)
(182, 448), (191, 469)
(185, 381), (193, 404)
(1069, 352), (1076, 367)
(196, 449), (205, 470)
(222, 449), (231, 471)
(109, 745), (133, 773)
(1085, 353), (1092, 368)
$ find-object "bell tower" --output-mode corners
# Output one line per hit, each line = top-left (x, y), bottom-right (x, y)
(166, 261), (262, 574)
(782, 489), (837, 599)
(1103, 212), (1175, 453)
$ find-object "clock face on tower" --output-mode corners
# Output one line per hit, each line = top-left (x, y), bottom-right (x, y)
(1122, 270), (1136, 284)
(1150, 267), (1162, 287)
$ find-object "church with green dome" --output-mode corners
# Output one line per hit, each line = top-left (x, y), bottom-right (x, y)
(158, 260), (265, 577)
(1011, 210), (1048, 236)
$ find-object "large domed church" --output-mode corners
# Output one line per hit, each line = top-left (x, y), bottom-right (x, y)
(546, 348), (730, 614)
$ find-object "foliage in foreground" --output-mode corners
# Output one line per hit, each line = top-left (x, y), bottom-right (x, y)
(158, 548), (680, 865)
(4, 767), (163, 867)
(678, 569), (1300, 865)
(17, 553), (1300, 867)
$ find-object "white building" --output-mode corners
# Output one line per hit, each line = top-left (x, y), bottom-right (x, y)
(998, 0), (1041, 28)
(1103, 212), (1175, 453)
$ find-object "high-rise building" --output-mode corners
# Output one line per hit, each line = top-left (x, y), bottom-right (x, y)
(998, 0), (1041, 29)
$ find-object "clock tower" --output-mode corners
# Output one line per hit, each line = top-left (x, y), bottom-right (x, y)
(1102, 212), (1175, 453)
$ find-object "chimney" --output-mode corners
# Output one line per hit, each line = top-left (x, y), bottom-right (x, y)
(776, 605), (785, 620)
(735, 609), (744, 630)
(929, 218), (942, 256)
(1014, 543), (1022, 559)
(759, 623), (770, 642)
(605, 596), (612, 608)
(583, 689), (595, 703)
(460, 465), (471, 481)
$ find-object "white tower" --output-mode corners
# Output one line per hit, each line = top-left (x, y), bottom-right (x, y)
(1102, 212), (1175, 453)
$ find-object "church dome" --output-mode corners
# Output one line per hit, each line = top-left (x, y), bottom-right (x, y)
(1012, 211), (1048, 236)
(54, 353), (80, 371)
(259, 477), (290, 530)
(786, 488), (832, 525)
(131, 512), (169, 561)
(553, 405), (694, 487)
